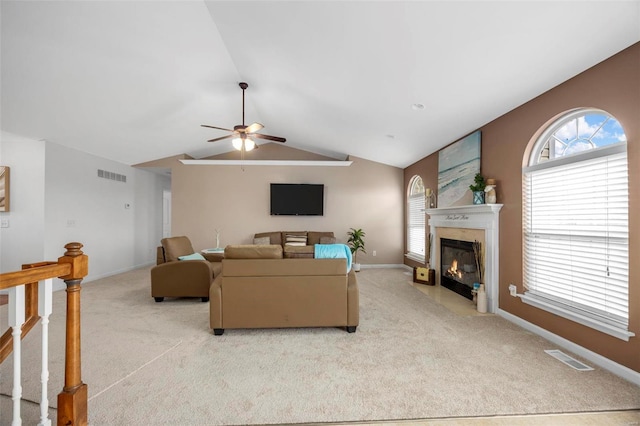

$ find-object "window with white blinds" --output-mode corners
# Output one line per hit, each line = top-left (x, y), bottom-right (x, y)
(407, 176), (425, 262)
(522, 109), (632, 341)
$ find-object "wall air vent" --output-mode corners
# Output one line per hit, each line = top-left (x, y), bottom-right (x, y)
(97, 169), (127, 183)
(544, 349), (594, 371)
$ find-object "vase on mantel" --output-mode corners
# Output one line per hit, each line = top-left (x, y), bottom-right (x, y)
(472, 191), (485, 205)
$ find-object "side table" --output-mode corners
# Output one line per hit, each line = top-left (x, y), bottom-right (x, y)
(201, 247), (224, 262)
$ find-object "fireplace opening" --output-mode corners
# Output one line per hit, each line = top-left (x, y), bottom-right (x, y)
(440, 238), (478, 300)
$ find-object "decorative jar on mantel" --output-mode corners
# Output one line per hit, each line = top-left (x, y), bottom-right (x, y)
(469, 173), (486, 205)
(472, 191), (485, 205)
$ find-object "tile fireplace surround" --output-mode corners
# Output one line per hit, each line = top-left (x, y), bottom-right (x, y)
(425, 204), (503, 313)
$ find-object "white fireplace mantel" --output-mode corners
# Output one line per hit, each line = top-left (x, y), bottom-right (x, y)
(425, 204), (503, 313)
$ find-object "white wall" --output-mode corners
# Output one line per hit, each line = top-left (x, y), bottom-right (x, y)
(0, 132), (46, 272)
(43, 142), (170, 281)
(0, 132), (170, 283)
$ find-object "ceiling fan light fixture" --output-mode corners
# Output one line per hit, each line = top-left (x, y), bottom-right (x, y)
(232, 136), (255, 151)
(232, 137), (243, 151)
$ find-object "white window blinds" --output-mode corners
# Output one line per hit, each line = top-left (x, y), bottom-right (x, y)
(523, 144), (630, 333)
(407, 193), (425, 260)
(407, 175), (426, 262)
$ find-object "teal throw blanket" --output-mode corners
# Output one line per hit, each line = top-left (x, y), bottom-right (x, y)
(314, 244), (352, 272)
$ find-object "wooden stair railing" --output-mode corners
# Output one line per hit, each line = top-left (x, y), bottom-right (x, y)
(0, 262), (51, 364)
(0, 242), (89, 426)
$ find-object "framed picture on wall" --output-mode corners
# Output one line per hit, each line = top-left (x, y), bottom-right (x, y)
(437, 131), (481, 207)
(0, 166), (9, 212)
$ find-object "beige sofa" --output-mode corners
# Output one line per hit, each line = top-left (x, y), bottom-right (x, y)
(210, 244), (358, 335)
(253, 231), (336, 258)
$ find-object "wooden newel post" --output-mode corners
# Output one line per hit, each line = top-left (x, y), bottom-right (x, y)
(57, 242), (89, 426)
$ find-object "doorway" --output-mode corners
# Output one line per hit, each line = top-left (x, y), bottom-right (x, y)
(162, 190), (171, 238)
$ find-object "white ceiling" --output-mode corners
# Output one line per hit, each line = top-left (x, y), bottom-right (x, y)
(2, 1), (638, 169)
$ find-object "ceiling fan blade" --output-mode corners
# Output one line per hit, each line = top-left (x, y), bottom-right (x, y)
(207, 134), (234, 143)
(201, 124), (234, 132)
(245, 122), (264, 134)
(253, 133), (286, 143)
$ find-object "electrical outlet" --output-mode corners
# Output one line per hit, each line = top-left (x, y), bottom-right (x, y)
(0, 218), (9, 228)
(67, 219), (76, 228)
(372, 250), (377, 257)
(509, 284), (517, 297)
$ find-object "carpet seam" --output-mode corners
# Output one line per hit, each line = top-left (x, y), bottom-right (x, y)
(87, 339), (183, 402)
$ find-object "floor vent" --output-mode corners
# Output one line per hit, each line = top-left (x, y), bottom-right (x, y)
(97, 169), (127, 183)
(545, 349), (594, 371)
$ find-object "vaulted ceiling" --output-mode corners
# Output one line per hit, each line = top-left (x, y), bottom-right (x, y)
(2, 1), (638, 168)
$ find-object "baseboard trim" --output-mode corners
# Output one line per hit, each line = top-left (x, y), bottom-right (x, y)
(360, 264), (407, 269)
(86, 261), (155, 283)
(497, 308), (640, 386)
(53, 261), (155, 291)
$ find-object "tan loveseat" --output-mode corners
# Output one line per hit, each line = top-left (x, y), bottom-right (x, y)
(253, 231), (336, 258)
(210, 244), (358, 335)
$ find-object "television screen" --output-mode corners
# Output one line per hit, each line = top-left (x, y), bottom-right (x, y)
(270, 183), (324, 216)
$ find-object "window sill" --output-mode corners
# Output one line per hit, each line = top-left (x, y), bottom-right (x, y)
(404, 253), (425, 263)
(519, 293), (635, 342)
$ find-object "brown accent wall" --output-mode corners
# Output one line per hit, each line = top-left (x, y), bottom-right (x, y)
(404, 43), (640, 372)
(404, 154), (438, 269)
(170, 144), (404, 265)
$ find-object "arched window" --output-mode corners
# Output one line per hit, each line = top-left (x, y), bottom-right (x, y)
(522, 108), (633, 340)
(407, 175), (425, 262)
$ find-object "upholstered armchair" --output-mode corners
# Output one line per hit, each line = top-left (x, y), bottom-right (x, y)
(151, 236), (222, 303)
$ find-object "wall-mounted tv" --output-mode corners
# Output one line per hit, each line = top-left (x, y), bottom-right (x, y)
(270, 183), (324, 216)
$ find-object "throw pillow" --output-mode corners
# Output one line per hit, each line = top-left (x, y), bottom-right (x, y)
(319, 236), (337, 244)
(253, 236), (271, 245)
(285, 234), (307, 246)
(178, 252), (206, 261)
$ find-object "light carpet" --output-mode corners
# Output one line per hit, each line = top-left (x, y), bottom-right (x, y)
(1, 267), (639, 425)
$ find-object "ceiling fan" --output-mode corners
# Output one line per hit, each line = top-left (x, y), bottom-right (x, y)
(201, 82), (286, 152)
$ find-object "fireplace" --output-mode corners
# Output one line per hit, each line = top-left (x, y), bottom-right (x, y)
(440, 238), (478, 300)
(425, 204), (502, 313)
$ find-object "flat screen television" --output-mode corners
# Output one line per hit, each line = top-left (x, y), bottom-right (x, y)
(270, 183), (324, 216)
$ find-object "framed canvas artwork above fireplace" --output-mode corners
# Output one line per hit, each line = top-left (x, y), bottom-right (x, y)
(437, 131), (481, 208)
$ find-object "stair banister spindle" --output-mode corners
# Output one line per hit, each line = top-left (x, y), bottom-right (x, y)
(8, 284), (26, 425)
(38, 278), (54, 426)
